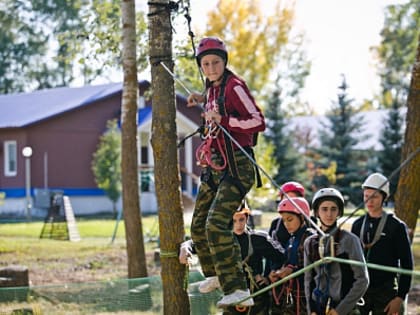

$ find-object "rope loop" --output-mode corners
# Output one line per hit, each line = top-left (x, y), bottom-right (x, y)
(147, 1), (180, 17)
(195, 135), (227, 171)
(159, 250), (178, 258)
(149, 55), (173, 66)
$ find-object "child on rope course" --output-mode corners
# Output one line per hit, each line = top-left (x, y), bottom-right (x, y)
(179, 206), (285, 314)
(304, 188), (369, 315)
(351, 173), (413, 315)
(186, 36), (265, 308)
(268, 197), (316, 315)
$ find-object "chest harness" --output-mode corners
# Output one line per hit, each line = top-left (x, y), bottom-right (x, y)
(311, 232), (339, 315)
(272, 228), (308, 315)
(360, 212), (388, 261)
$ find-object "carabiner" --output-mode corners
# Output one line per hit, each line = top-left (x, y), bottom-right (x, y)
(195, 137), (227, 171)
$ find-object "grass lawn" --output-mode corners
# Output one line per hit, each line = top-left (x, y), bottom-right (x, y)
(0, 210), (419, 314)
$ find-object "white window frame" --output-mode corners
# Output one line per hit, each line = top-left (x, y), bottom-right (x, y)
(4, 140), (17, 177)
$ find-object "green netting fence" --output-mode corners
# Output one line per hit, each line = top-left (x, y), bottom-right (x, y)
(1, 260), (419, 315)
(0, 271), (222, 315)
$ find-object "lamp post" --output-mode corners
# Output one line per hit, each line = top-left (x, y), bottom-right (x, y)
(22, 146), (32, 221)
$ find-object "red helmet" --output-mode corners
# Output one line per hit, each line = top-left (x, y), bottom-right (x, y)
(277, 197), (310, 217)
(196, 37), (228, 66)
(278, 181), (305, 199)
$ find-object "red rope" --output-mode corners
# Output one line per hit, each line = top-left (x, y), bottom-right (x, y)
(272, 277), (301, 315)
(195, 133), (227, 171)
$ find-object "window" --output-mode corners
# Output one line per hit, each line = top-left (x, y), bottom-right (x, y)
(4, 141), (17, 176)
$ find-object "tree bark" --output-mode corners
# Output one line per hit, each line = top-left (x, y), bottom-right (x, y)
(148, 1), (190, 314)
(394, 34), (420, 241)
(121, 0), (148, 278)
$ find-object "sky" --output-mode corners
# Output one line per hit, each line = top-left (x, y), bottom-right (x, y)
(183, 0), (409, 115)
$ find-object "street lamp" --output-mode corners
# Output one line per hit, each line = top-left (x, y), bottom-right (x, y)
(22, 146), (33, 221)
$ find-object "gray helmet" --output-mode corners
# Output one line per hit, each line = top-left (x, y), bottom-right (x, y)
(362, 173), (389, 199)
(312, 187), (344, 216)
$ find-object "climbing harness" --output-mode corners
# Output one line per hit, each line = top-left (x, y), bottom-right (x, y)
(272, 272), (301, 315)
(318, 234), (336, 260)
(195, 125), (227, 171)
(272, 226), (308, 315)
(311, 234), (336, 315)
(360, 211), (387, 250)
(360, 211), (388, 261)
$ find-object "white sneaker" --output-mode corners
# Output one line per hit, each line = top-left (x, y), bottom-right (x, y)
(216, 289), (254, 308)
(198, 276), (220, 293)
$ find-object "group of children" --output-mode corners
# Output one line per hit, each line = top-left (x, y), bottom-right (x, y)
(180, 176), (413, 315)
(183, 36), (413, 315)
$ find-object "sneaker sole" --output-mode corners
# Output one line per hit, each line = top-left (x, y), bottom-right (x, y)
(216, 298), (254, 308)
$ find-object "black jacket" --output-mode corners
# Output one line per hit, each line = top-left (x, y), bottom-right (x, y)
(351, 212), (413, 299)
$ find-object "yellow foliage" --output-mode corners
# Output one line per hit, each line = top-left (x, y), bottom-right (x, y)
(0, 191), (4, 205)
(321, 161), (337, 184)
(204, 0), (296, 92)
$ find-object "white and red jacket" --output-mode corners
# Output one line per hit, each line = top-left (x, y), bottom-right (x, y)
(204, 73), (265, 151)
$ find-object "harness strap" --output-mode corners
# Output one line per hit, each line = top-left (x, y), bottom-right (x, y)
(217, 72), (241, 179)
(314, 263), (332, 314)
(216, 72), (262, 191)
(360, 211), (388, 260)
(200, 167), (218, 192)
(177, 125), (204, 148)
(242, 231), (254, 265)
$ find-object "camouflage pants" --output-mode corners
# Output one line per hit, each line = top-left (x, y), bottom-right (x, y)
(191, 150), (255, 294)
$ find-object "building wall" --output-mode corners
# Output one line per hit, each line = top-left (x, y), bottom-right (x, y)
(0, 83), (201, 217)
(0, 129), (28, 190)
(27, 93), (122, 189)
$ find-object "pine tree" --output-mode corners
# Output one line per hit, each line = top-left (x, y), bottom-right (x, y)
(378, 103), (405, 201)
(318, 75), (366, 206)
(264, 76), (302, 186)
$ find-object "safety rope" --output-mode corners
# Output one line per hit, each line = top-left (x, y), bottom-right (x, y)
(195, 129), (227, 170)
(159, 250), (178, 258)
(160, 249), (190, 290)
(182, 0), (205, 86)
(235, 255), (420, 306)
(271, 272), (301, 315)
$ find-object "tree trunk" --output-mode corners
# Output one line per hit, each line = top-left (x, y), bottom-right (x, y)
(121, 0), (148, 278)
(394, 34), (420, 241)
(148, 1), (190, 314)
